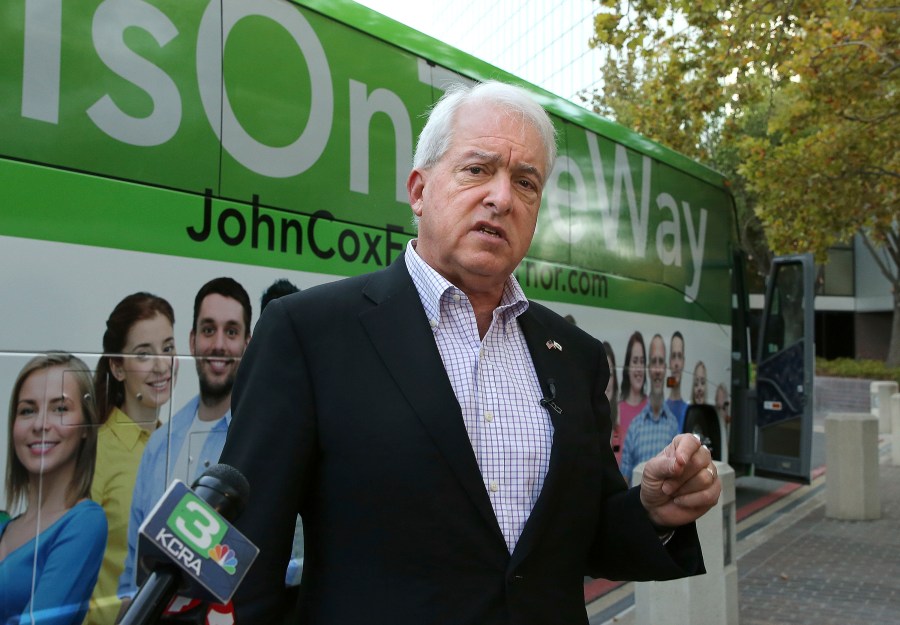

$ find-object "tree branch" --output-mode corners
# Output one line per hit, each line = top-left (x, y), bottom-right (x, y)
(852, 2), (900, 14)
(813, 167), (900, 182)
(809, 40), (897, 77)
(886, 228), (900, 267)
(857, 167), (900, 180)
(839, 110), (899, 124)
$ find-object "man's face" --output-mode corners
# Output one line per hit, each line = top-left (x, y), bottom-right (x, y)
(669, 335), (684, 385)
(408, 102), (547, 296)
(648, 336), (666, 400)
(716, 386), (730, 423)
(692, 365), (708, 405)
(190, 294), (249, 403)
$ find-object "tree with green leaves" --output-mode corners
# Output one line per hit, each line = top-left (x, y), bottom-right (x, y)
(587, 0), (899, 365)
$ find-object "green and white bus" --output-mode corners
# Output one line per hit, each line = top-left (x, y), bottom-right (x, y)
(0, 0), (813, 517)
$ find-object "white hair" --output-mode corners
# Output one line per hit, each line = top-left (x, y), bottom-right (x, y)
(413, 81), (557, 174)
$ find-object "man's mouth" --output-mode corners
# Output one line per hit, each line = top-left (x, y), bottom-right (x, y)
(204, 358), (232, 373)
(477, 223), (505, 239)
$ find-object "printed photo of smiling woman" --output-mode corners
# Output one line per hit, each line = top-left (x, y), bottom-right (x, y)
(0, 352), (107, 625)
(87, 293), (177, 625)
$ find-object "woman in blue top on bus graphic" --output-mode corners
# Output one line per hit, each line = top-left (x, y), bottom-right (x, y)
(0, 353), (107, 625)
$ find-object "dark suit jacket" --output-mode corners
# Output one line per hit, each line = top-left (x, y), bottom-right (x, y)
(220, 256), (704, 625)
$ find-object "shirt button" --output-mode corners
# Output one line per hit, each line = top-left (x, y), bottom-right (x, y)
(429, 318), (438, 328)
(485, 411), (494, 423)
(453, 293), (461, 302)
(489, 481), (499, 492)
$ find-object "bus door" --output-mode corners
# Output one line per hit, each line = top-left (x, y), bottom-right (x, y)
(752, 254), (815, 482)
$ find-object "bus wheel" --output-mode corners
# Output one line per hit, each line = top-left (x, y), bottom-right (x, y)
(683, 404), (722, 461)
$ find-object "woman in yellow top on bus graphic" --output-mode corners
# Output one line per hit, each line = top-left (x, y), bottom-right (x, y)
(86, 293), (177, 625)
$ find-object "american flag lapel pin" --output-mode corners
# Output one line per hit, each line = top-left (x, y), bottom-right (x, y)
(545, 340), (563, 351)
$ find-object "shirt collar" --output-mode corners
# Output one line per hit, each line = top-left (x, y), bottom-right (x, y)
(106, 406), (155, 449)
(404, 239), (529, 326)
(641, 400), (675, 422)
(186, 395), (232, 429)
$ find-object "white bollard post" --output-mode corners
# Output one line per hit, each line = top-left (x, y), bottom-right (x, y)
(892, 393), (900, 467)
(871, 381), (898, 434)
(825, 413), (881, 520)
(633, 461), (738, 625)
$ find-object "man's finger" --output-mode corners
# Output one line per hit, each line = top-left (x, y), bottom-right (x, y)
(673, 479), (722, 509)
(666, 461), (718, 499)
(674, 432), (702, 454)
(667, 433), (702, 470)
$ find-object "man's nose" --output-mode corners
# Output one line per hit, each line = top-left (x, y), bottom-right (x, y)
(484, 175), (513, 214)
(213, 330), (228, 350)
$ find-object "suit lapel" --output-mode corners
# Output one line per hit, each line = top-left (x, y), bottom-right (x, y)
(511, 307), (580, 565)
(358, 259), (504, 543)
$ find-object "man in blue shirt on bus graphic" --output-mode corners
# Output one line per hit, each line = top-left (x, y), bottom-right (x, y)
(622, 333), (682, 485)
(666, 330), (689, 431)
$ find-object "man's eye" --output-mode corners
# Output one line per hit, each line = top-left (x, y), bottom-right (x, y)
(467, 166), (483, 174)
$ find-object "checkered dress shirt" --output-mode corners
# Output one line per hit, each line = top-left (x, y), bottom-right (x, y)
(620, 400), (679, 485)
(405, 242), (554, 553)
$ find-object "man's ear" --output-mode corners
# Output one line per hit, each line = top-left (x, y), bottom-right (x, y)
(407, 169), (426, 217)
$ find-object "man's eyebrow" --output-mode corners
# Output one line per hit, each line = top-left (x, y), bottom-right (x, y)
(515, 163), (544, 185)
(462, 151), (544, 185)
(462, 150), (501, 164)
(199, 318), (244, 330)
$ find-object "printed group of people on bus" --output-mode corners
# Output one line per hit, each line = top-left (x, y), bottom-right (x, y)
(603, 331), (730, 485)
(0, 277), (299, 625)
(2, 279), (730, 623)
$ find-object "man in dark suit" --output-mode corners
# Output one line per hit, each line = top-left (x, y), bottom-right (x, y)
(220, 80), (721, 624)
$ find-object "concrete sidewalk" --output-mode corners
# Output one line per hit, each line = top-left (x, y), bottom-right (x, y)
(737, 459), (899, 625)
(590, 441), (900, 625)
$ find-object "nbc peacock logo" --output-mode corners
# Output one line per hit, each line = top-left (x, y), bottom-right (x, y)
(208, 544), (238, 575)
